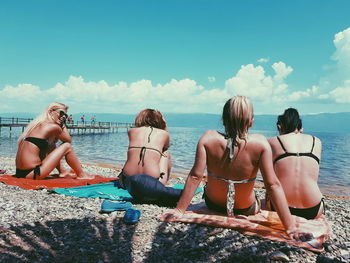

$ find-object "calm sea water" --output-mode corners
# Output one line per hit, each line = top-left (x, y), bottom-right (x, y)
(1, 127), (349, 196)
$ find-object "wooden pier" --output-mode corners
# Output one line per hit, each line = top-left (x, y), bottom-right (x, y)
(0, 117), (134, 136)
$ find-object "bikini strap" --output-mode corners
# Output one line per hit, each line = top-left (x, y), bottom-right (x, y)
(321, 197), (325, 215)
(207, 172), (256, 184)
(310, 136), (315, 153)
(277, 136), (287, 152)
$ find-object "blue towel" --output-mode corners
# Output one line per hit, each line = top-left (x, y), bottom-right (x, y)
(50, 181), (202, 200)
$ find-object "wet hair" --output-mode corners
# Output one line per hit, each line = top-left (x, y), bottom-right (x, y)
(222, 95), (254, 144)
(18, 102), (68, 143)
(277, 108), (302, 134)
(134, 109), (167, 130)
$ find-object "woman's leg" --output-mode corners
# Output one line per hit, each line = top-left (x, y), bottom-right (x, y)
(125, 174), (182, 206)
(39, 143), (93, 179)
(47, 143), (70, 177)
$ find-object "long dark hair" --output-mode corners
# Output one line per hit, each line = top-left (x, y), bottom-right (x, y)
(277, 108), (302, 134)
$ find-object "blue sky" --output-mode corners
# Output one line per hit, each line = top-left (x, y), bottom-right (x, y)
(0, 0), (350, 115)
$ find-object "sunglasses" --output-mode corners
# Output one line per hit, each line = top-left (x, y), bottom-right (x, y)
(57, 110), (68, 118)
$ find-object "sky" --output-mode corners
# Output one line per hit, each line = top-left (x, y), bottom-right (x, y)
(0, 0), (350, 115)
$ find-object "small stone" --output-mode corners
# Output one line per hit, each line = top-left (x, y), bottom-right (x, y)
(269, 251), (290, 262)
(340, 249), (350, 259)
(251, 246), (258, 253)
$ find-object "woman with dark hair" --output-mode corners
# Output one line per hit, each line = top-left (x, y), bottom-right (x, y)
(15, 102), (93, 180)
(118, 109), (182, 206)
(163, 96), (311, 240)
(268, 108), (323, 220)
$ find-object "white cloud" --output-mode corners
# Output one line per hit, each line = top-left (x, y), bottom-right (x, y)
(332, 27), (350, 74)
(0, 76), (210, 113)
(208, 76), (216, 83)
(225, 64), (273, 98)
(318, 27), (350, 104)
(323, 80), (350, 103)
(0, 62), (319, 114)
(224, 62), (306, 103)
(287, 85), (318, 101)
(257, 58), (269, 63)
(272, 62), (293, 80)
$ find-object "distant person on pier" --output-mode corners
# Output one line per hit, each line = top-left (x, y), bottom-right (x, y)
(67, 114), (73, 124)
(267, 108), (324, 219)
(15, 102), (94, 180)
(118, 109), (182, 206)
(163, 96), (312, 240)
(81, 115), (85, 124)
(91, 115), (96, 126)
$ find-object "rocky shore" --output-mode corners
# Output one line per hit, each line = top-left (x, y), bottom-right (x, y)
(0, 156), (349, 263)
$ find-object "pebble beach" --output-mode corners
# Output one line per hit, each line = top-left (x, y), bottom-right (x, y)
(0, 156), (349, 263)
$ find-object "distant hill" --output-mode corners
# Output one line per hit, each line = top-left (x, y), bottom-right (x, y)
(1, 112), (349, 133)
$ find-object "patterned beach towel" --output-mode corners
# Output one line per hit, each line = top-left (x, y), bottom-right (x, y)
(0, 174), (118, 190)
(160, 202), (330, 253)
(50, 182), (203, 200)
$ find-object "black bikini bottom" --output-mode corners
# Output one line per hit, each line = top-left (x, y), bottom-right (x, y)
(15, 165), (41, 179)
(203, 189), (260, 216)
(270, 198), (325, 220)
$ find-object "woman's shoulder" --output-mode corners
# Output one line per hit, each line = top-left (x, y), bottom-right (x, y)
(248, 133), (268, 142)
(129, 126), (169, 136)
(40, 121), (62, 134)
(201, 130), (222, 139)
(247, 133), (270, 149)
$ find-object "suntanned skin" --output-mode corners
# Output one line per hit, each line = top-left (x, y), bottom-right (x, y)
(123, 126), (172, 185)
(268, 129), (323, 217)
(162, 128), (313, 240)
(15, 109), (93, 180)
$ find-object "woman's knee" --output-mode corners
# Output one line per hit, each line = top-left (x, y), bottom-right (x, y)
(59, 142), (73, 153)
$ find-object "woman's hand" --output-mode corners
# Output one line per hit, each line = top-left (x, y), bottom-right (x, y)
(160, 208), (184, 222)
(286, 227), (314, 241)
(59, 117), (66, 129)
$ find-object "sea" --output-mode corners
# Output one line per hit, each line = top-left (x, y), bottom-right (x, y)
(1, 126), (349, 197)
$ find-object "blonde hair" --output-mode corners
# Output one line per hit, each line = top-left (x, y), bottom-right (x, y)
(222, 95), (253, 144)
(134, 109), (167, 130)
(18, 102), (68, 143)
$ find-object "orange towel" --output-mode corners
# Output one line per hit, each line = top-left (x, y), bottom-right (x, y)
(160, 202), (330, 253)
(0, 174), (118, 190)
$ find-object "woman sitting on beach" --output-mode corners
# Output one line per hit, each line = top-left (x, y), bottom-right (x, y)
(15, 102), (93, 180)
(118, 109), (182, 206)
(267, 108), (323, 219)
(164, 96), (310, 239)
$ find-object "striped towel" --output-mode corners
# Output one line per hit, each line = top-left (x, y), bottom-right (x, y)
(160, 202), (330, 253)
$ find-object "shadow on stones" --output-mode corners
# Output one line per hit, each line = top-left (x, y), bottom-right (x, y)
(0, 216), (136, 263)
(142, 222), (307, 263)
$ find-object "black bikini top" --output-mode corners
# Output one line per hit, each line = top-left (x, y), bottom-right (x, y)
(273, 136), (320, 164)
(128, 127), (166, 166)
(24, 137), (49, 151)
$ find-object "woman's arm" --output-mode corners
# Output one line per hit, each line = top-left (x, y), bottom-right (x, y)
(259, 137), (310, 239)
(57, 126), (72, 143)
(173, 134), (208, 214)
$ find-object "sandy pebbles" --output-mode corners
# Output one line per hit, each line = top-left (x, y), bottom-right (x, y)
(0, 156), (349, 263)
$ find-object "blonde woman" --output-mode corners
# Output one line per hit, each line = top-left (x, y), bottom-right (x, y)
(163, 96), (312, 240)
(15, 102), (93, 180)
